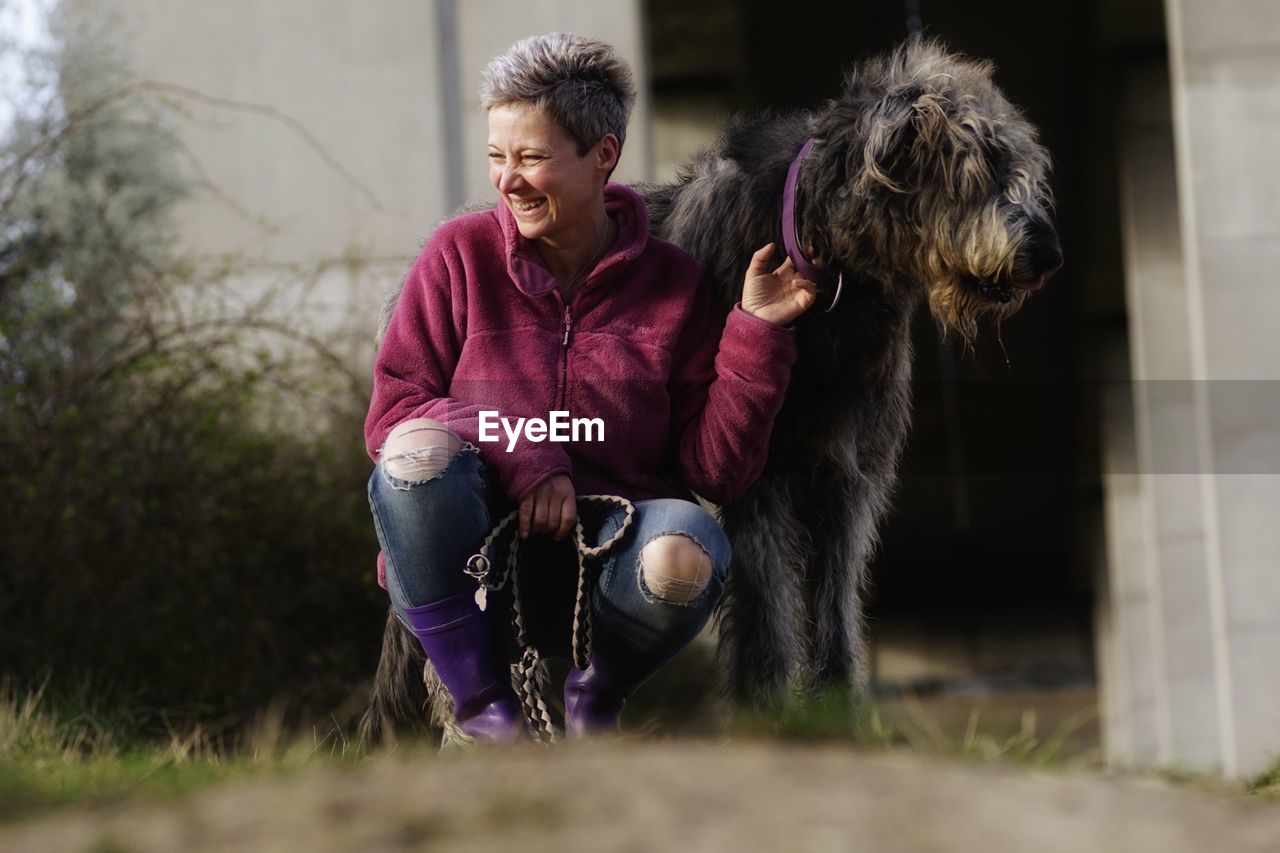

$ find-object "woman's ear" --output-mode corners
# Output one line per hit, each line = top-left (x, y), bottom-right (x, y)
(596, 133), (620, 175)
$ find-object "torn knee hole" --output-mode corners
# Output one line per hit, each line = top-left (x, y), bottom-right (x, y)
(384, 447), (465, 482)
(381, 418), (473, 482)
(639, 533), (713, 604)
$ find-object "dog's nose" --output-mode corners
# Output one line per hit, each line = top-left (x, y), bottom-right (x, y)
(1012, 221), (1062, 290)
(1033, 242), (1063, 277)
(1027, 221), (1063, 276)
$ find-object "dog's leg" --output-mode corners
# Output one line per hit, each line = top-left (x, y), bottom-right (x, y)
(804, 476), (877, 691)
(802, 392), (909, 695)
(718, 477), (809, 707)
(357, 606), (435, 747)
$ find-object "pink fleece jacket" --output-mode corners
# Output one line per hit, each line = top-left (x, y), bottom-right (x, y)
(365, 183), (797, 587)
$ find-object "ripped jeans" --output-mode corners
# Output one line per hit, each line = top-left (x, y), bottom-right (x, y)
(366, 426), (731, 664)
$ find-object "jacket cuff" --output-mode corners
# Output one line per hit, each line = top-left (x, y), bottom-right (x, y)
(730, 302), (799, 335)
(720, 303), (799, 375)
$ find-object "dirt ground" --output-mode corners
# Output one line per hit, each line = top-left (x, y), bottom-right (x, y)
(2, 740), (1278, 852)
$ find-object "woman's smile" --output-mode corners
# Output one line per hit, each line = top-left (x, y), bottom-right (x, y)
(510, 197), (547, 215)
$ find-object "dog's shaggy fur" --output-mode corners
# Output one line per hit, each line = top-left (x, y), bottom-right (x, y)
(358, 38), (1059, 743)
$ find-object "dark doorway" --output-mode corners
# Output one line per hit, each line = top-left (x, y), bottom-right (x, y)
(644, 0), (1163, 702)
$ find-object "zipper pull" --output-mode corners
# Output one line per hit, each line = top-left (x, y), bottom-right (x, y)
(562, 305), (572, 347)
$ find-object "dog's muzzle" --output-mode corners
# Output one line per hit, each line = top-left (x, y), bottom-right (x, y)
(978, 221), (1063, 303)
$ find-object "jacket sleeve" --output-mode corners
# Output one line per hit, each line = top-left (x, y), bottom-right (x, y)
(364, 230), (572, 504)
(666, 278), (798, 506)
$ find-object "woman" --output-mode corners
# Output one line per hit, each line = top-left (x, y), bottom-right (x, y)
(365, 33), (816, 742)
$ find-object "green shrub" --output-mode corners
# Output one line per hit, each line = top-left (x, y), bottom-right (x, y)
(0, 0), (386, 735)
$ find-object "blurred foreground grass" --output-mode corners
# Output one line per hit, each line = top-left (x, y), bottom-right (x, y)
(3, 671), (1275, 826)
(0, 680), (360, 822)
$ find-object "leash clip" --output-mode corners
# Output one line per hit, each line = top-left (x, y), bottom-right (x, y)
(465, 553), (491, 582)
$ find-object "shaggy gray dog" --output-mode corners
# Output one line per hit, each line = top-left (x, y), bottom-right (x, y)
(359, 38), (1060, 742)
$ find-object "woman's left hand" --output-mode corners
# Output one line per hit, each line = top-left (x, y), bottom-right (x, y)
(741, 243), (820, 327)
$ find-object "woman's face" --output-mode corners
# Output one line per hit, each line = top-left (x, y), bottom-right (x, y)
(487, 103), (616, 246)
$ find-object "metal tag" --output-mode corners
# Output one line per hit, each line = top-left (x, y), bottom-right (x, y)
(474, 586), (488, 612)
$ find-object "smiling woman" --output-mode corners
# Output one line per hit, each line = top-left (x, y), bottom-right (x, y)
(486, 100), (620, 295)
(362, 32), (818, 744)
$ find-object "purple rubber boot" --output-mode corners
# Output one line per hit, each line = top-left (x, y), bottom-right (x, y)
(400, 590), (526, 743)
(564, 621), (668, 738)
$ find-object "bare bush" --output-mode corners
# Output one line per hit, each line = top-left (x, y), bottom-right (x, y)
(0, 0), (383, 734)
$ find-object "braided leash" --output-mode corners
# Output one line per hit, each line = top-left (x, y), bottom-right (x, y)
(461, 494), (636, 743)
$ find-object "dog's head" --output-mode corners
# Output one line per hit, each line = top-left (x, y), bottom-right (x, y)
(808, 39), (1061, 339)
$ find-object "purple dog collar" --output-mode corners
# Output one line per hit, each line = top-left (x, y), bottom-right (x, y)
(782, 137), (844, 313)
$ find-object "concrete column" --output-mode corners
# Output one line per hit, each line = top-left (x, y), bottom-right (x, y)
(1097, 333), (1162, 768)
(1109, 61), (1226, 774)
(1159, 0), (1280, 779)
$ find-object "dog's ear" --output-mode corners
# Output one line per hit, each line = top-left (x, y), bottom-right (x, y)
(909, 92), (999, 200)
(854, 87), (923, 195)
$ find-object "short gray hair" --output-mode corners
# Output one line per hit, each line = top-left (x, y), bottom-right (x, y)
(480, 33), (636, 155)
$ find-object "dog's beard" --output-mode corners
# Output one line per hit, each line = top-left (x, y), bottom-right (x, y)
(928, 275), (1029, 341)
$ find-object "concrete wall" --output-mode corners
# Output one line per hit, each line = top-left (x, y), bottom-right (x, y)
(1100, 1), (1280, 779)
(1104, 61), (1219, 771)
(1164, 0), (1280, 779)
(118, 0), (648, 367)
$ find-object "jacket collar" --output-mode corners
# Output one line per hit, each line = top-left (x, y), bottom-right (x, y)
(498, 182), (650, 297)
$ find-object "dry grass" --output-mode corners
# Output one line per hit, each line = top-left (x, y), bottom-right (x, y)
(725, 685), (1102, 770)
(1247, 760), (1280, 800)
(0, 679), (362, 822)
(3, 676), (1276, 827)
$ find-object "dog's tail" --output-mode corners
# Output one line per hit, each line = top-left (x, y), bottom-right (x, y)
(357, 606), (434, 748)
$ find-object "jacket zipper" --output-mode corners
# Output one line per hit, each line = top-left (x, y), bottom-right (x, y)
(558, 303), (572, 410)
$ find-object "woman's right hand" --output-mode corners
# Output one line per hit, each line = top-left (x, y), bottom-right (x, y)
(519, 474), (577, 541)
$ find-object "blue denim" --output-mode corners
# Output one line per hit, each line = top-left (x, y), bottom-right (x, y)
(366, 444), (731, 664)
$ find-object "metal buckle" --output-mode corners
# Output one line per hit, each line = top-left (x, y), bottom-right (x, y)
(825, 272), (844, 313)
(464, 553), (490, 581)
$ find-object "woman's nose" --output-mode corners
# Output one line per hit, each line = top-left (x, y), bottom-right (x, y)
(496, 163), (523, 194)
